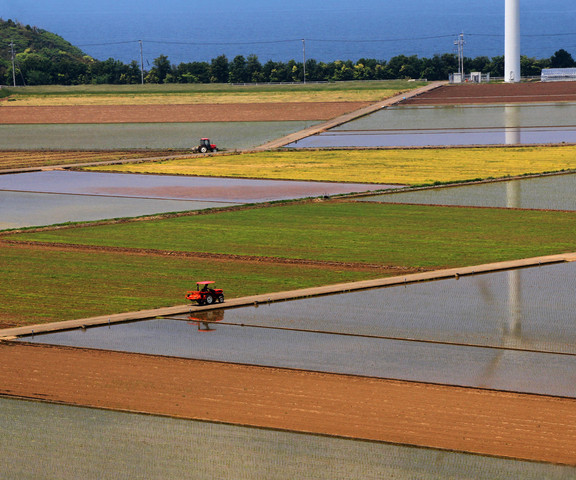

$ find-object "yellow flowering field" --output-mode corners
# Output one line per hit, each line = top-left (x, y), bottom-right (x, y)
(89, 146), (576, 185)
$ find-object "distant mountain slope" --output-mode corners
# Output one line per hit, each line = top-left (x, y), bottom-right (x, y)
(0, 18), (93, 85)
(0, 18), (88, 62)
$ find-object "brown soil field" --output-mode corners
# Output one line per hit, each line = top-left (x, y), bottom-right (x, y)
(1, 342), (576, 465)
(402, 81), (576, 105)
(0, 102), (371, 124)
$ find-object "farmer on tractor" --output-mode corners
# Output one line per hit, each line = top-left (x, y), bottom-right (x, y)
(186, 281), (224, 306)
(192, 138), (218, 153)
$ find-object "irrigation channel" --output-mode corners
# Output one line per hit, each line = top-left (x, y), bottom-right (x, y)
(287, 102), (576, 148)
(19, 260), (576, 398)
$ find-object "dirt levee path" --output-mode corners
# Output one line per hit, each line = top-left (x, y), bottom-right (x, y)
(2, 342), (576, 465)
(402, 81), (576, 105)
(0, 102), (371, 124)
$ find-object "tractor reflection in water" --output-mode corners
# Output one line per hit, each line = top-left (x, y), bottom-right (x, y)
(187, 309), (225, 332)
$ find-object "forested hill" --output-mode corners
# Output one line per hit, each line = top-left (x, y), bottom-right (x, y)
(0, 18), (91, 85)
(0, 18), (87, 61)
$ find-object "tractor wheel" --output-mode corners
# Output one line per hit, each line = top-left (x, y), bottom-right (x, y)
(217, 294), (224, 303)
(199, 146), (208, 153)
(212, 147), (218, 152)
(205, 294), (214, 305)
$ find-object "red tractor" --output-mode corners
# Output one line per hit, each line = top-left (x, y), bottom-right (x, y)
(193, 138), (218, 153)
(186, 281), (224, 306)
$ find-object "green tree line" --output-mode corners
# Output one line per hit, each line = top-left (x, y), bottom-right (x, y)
(2, 19), (576, 86)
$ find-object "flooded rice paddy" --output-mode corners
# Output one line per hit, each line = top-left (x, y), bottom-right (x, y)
(0, 170), (396, 202)
(0, 170), (395, 229)
(358, 172), (576, 210)
(0, 121), (318, 150)
(25, 262), (576, 398)
(288, 103), (576, 148)
(0, 191), (234, 230)
(3, 398), (570, 480)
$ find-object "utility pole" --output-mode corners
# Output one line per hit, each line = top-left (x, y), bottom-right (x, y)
(10, 41), (16, 87)
(302, 39), (306, 84)
(454, 33), (465, 80)
(139, 40), (144, 85)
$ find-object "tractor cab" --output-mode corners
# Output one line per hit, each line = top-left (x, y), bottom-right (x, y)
(196, 138), (218, 153)
(186, 281), (224, 306)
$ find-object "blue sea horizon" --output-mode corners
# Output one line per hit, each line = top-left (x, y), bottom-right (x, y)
(5, 0), (576, 65)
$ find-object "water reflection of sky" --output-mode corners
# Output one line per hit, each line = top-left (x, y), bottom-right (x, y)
(336, 103), (576, 131)
(0, 191), (235, 230)
(287, 103), (576, 148)
(291, 126), (576, 148)
(358, 173), (576, 210)
(0, 171), (395, 229)
(0, 171), (396, 202)
(25, 262), (576, 398)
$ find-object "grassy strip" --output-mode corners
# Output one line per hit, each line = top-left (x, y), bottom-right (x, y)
(87, 146), (576, 185)
(10, 202), (576, 269)
(0, 243), (386, 326)
(1, 81), (425, 106)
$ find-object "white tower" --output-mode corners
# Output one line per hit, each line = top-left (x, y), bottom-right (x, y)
(505, 0), (521, 82)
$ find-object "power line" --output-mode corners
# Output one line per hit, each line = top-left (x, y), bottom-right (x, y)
(147, 39), (302, 46)
(77, 32), (576, 49)
(308, 35), (456, 43)
(75, 34), (465, 49)
(9, 41), (15, 86)
(76, 40), (142, 47)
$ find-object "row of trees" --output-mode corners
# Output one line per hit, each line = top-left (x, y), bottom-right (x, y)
(2, 19), (576, 86)
(4, 49), (575, 86)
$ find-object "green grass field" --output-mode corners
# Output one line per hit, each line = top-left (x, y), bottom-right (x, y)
(0, 243), (383, 326)
(10, 202), (576, 268)
(89, 146), (576, 185)
(5, 196), (576, 326)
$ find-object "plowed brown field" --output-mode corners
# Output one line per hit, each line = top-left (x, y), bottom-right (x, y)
(0, 102), (371, 124)
(1, 342), (576, 465)
(401, 81), (576, 105)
